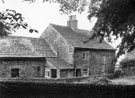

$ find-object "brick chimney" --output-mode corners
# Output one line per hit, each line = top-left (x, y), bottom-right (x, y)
(67, 15), (78, 29)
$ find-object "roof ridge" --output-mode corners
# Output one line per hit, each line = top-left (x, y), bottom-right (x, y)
(50, 23), (69, 28)
(50, 23), (91, 32)
(50, 23), (92, 37)
(76, 28), (91, 32)
(7, 35), (39, 39)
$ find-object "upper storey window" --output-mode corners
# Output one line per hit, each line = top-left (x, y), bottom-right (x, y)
(82, 52), (89, 60)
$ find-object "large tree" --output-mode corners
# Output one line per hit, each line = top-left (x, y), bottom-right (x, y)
(87, 0), (135, 58)
(21, 0), (135, 57)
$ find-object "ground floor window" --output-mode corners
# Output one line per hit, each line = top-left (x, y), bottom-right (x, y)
(37, 66), (41, 76)
(45, 70), (50, 78)
(11, 68), (19, 78)
(82, 68), (89, 76)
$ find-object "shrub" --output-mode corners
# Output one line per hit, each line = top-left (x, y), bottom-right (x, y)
(113, 70), (124, 78)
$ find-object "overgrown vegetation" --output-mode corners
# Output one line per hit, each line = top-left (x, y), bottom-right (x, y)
(120, 59), (135, 68)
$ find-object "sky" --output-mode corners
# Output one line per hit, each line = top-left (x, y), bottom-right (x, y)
(0, 0), (95, 38)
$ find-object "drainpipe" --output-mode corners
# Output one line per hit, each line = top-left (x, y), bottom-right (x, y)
(43, 58), (46, 78)
(73, 53), (76, 77)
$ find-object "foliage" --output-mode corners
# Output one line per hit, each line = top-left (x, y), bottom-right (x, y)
(88, 0), (135, 58)
(0, 9), (38, 37)
(113, 70), (124, 78)
(24, 0), (89, 14)
(120, 59), (135, 68)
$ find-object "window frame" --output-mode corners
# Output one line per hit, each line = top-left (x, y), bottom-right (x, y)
(45, 70), (50, 78)
(82, 51), (89, 60)
(82, 68), (89, 76)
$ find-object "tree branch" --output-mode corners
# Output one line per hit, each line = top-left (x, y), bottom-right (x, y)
(2, 0), (5, 3)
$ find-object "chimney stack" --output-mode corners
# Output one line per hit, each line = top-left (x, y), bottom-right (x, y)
(67, 15), (78, 29)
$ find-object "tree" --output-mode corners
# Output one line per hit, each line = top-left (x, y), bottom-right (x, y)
(87, 0), (135, 58)
(24, 0), (135, 57)
(23, 0), (89, 14)
(0, 9), (38, 37)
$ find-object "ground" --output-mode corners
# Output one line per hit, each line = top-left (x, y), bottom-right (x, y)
(77, 76), (135, 85)
(111, 76), (135, 85)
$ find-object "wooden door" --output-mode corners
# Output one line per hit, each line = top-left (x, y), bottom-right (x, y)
(51, 69), (57, 78)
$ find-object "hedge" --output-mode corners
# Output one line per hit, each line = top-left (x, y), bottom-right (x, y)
(0, 81), (135, 98)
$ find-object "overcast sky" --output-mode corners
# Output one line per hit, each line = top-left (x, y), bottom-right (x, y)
(0, 0), (96, 37)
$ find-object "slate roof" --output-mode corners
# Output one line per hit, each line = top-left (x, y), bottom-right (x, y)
(50, 24), (115, 50)
(46, 57), (73, 69)
(0, 36), (56, 58)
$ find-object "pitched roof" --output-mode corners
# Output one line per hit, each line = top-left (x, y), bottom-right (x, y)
(50, 24), (115, 50)
(46, 57), (73, 69)
(0, 36), (56, 58)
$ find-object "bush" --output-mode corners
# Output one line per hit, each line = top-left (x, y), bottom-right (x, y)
(120, 59), (135, 68)
(113, 70), (124, 78)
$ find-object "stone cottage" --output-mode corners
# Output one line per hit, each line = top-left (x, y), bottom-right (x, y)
(0, 36), (56, 79)
(40, 15), (116, 78)
(0, 15), (116, 79)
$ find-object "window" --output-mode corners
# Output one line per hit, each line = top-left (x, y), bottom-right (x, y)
(103, 56), (107, 63)
(46, 71), (50, 76)
(102, 56), (107, 74)
(82, 68), (89, 76)
(37, 66), (40, 76)
(11, 68), (19, 78)
(82, 52), (89, 60)
(45, 69), (50, 78)
(37, 66), (40, 72)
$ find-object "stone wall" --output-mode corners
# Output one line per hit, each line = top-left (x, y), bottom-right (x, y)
(40, 25), (74, 64)
(0, 58), (45, 78)
(74, 48), (115, 75)
(60, 69), (74, 78)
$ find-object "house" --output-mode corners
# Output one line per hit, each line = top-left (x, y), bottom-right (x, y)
(0, 15), (116, 79)
(40, 15), (116, 77)
(0, 36), (56, 78)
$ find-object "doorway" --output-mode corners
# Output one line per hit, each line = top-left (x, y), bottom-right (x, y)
(76, 69), (81, 77)
(51, 69), (57, 78)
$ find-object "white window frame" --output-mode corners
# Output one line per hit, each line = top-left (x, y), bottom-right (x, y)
(82, 68), (89, 76)
(45, 69), (50, 78)
(82, 52), (89, 60)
